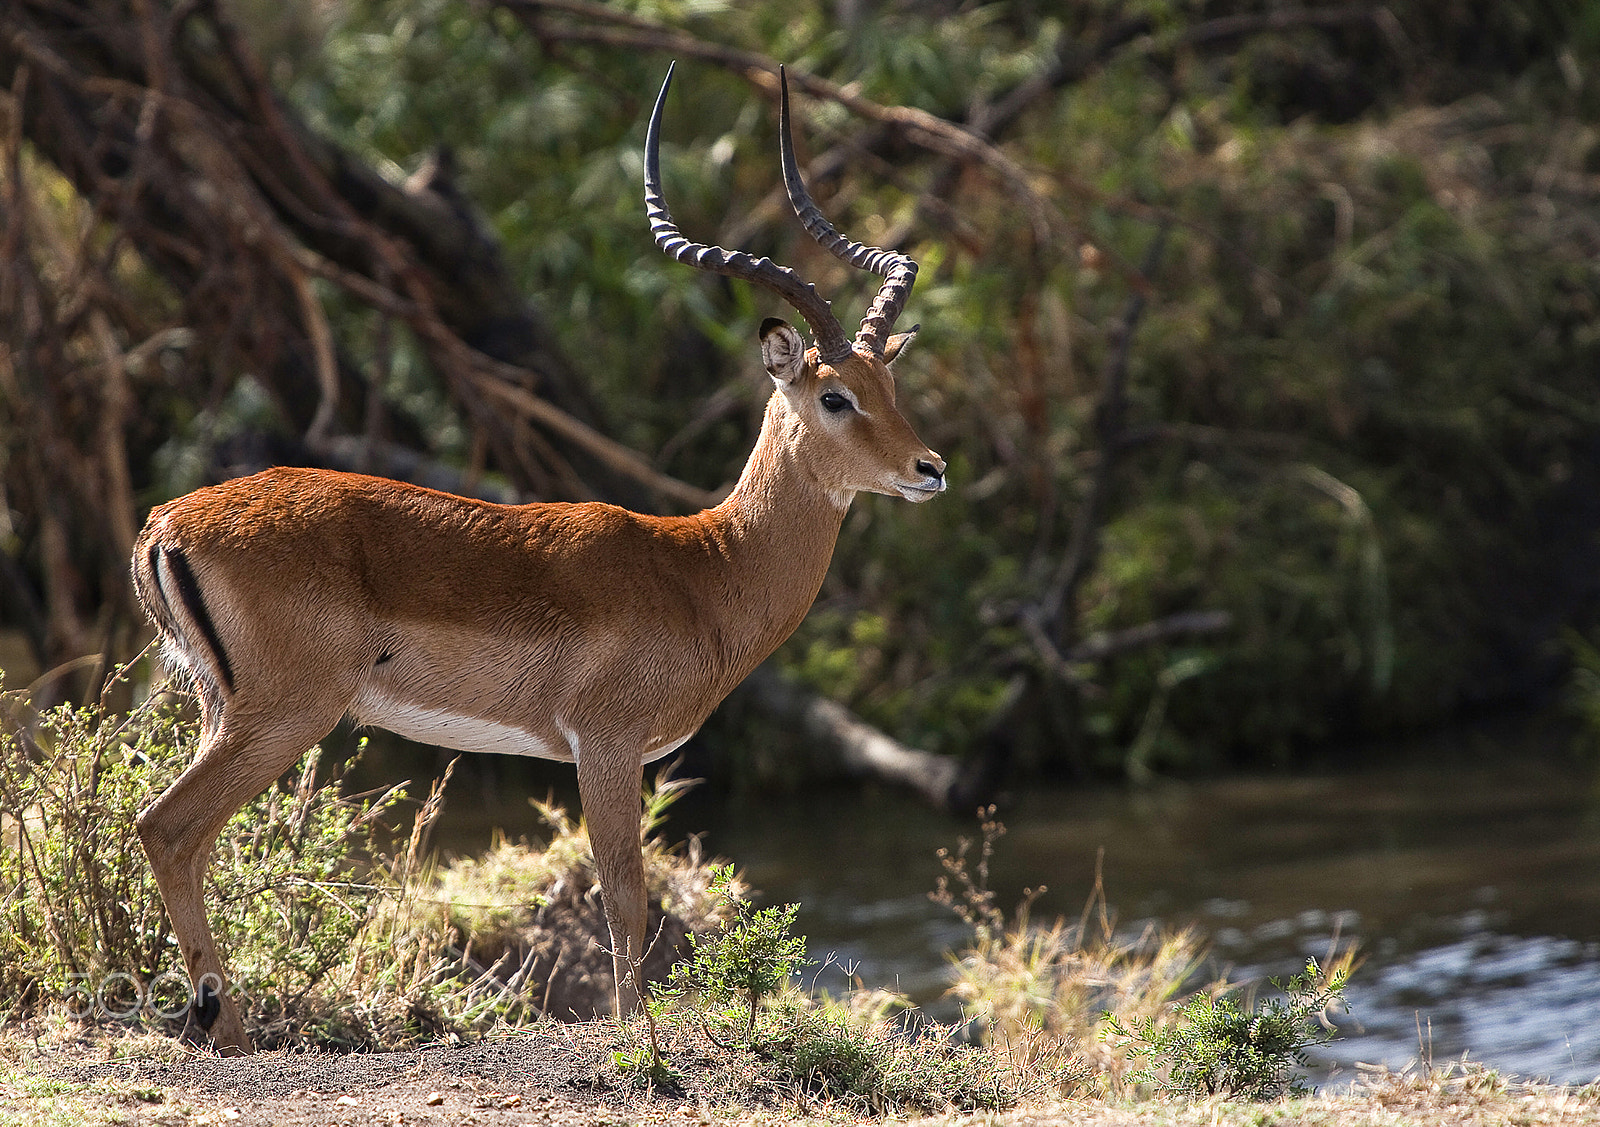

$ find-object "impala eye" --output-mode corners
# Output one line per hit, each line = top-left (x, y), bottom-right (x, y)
(819, 391), (853, 414)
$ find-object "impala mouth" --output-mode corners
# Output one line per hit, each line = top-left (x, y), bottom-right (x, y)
(895, 478), (946, 502)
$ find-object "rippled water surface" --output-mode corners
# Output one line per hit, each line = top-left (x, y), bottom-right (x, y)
(429, 730), (1600, 1085)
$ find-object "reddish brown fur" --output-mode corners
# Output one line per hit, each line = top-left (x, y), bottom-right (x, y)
(132, 337), (943, 1053)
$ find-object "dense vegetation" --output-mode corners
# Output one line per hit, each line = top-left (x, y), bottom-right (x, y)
(2, 1), (1597, 783)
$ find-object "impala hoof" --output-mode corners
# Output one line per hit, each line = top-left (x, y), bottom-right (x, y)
(178, 981), (253, 1054)
(193, 981), (222, 1029)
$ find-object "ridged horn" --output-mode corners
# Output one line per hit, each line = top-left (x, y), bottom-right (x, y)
(777, 66), (918, 357)
(645, 63), (853, 364)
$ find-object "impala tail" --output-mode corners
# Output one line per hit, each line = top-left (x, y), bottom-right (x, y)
(133, 535), (235, 715)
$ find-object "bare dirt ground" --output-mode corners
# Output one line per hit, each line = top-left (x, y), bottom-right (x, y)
(11, 1023), (1600, 1127)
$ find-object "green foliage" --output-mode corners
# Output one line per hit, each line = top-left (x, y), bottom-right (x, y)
(1564, 628), (1600, 757)
(0, 678), (741, 1049)
(612, 1033), (680, 1090)
(750, 996), (1038, 1115)
(3, 675), (1376, 1111)
(1104, 958), (1350, 1100)
(0, 675), (408, 1040)
(660, 864), (807, 1041)
(209, 744), (402, 1011)
(0, 681), (191, 1014)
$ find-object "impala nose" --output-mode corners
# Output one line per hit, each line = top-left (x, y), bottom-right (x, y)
(896, 454), (946, 501)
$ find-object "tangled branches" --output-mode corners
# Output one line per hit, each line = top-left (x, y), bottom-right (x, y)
(0, 0), (714, 678)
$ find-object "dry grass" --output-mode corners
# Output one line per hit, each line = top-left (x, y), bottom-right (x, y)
(934, 815), (1211, 1095)
(431, 771), (738, 955)
(337, 764), (738, 1033)
(934, 814), (1361, 1100)
(0, 691), (1582, 1122)
(0, 676), (737, 1051)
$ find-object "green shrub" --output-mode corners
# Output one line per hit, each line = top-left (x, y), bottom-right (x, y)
(753, 996), (1046, 1116)
(0, 675), (414, 1043)
(0, 682), (192, 1019)
(0, 673), (761, 1049)
(1104, 958), (1350, 1100)
(0, 673), (1346, 1109)
(659, 864), (807, 1042)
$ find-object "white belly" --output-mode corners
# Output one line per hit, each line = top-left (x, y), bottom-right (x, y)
(643, 731), (695, 763)
(350, 689), (569, 762)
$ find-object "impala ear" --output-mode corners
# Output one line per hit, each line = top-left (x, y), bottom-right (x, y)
(881, 324), (920, 365)
(760, 318), (807, 385)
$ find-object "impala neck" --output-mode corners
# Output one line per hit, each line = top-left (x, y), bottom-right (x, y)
(703, 390), (850, 643)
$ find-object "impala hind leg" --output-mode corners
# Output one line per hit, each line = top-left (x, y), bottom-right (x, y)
(137, 706), (340, 1054)
(575, 747), (647, 1016)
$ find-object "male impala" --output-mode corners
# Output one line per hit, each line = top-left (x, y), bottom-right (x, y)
(132, 66), (944, 1055)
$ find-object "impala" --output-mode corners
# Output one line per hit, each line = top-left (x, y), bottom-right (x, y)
(131, 65), (944, 1055)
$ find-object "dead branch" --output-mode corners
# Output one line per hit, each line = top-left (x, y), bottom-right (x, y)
(1023, 609), (1235, 683)
(741, 667), (971, 812)
(0, 0), (720, 513)
(466, 373), (721, 511)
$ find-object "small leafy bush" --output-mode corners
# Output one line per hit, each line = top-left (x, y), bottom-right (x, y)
(1104, 958), (1350, 1099)
(755, 997), (1033, 1115)
(0, 675), (735, 1047)
(0, 682), (193, 1018)
(660, 864), (807, 1042)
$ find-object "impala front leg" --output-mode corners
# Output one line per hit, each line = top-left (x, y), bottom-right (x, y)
(574, 743), (647, 1016)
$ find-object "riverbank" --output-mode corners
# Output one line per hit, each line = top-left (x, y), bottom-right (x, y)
(9, 1024), (1598, 1127)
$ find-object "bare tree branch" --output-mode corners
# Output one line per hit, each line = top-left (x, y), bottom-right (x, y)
(741, 667), (969, 811)
(1, 0), (728, 513)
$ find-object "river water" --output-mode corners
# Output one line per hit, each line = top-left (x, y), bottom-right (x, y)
(425, 726), (1600, 1086)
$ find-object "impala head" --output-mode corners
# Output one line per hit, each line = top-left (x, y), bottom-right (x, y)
(645, 64), (946, 504)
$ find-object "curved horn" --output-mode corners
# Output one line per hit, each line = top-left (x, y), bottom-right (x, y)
(778, 66), (919, 357)
(645, 64), (853, 364)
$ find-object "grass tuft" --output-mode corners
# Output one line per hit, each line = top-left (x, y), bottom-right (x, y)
(933, 810), (1209, 1094)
